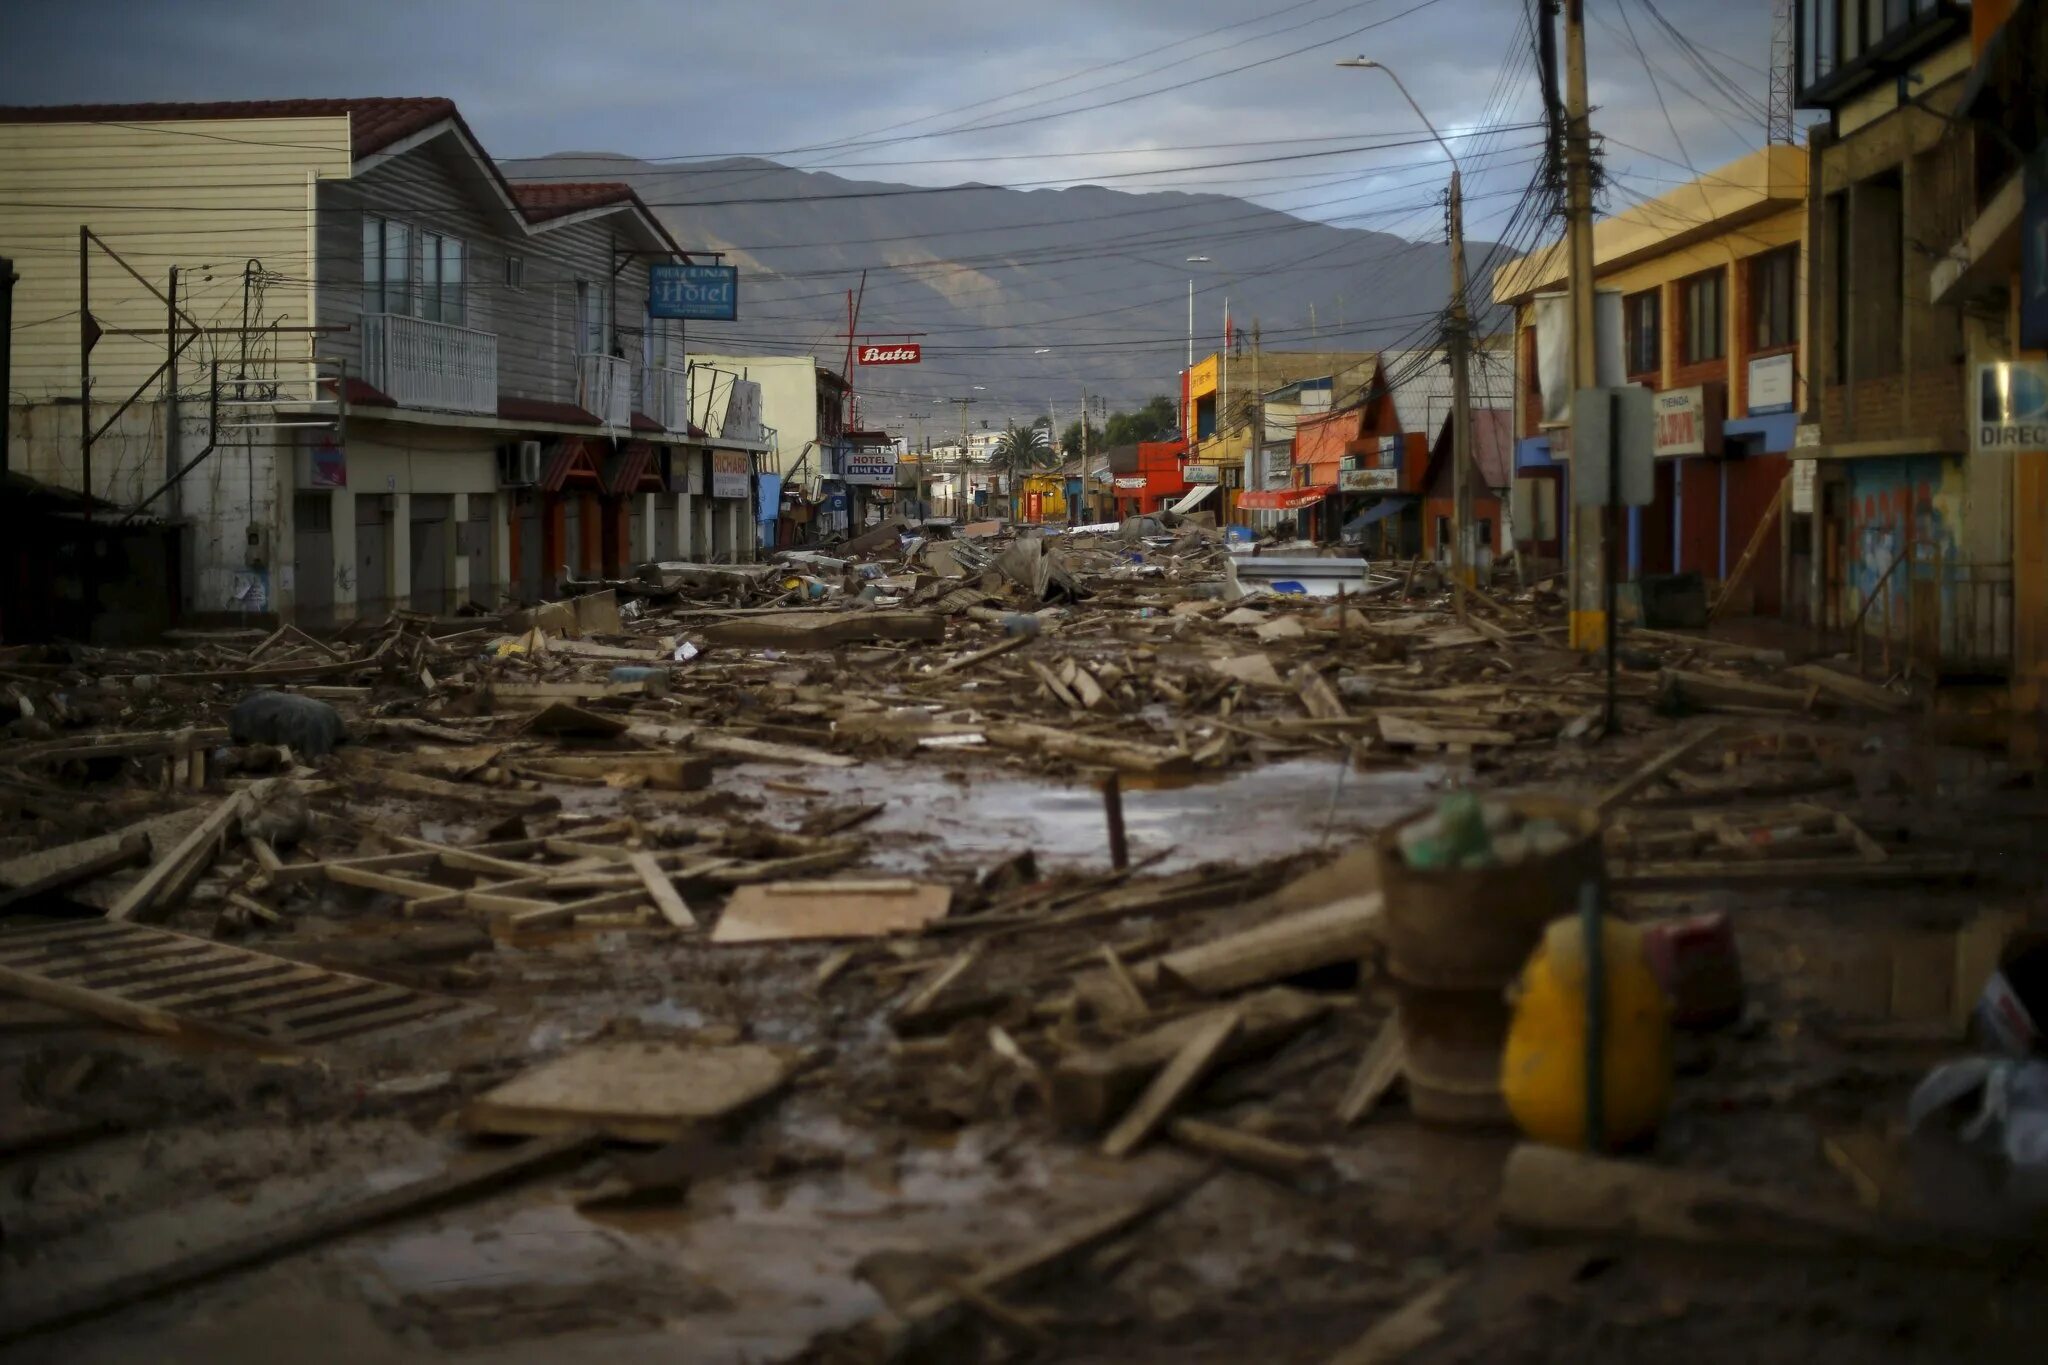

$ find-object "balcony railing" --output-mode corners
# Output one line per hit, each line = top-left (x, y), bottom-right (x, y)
(361, 313), (497, 416)
(642, 365), (691, 432)
(578, 354), (631, 428)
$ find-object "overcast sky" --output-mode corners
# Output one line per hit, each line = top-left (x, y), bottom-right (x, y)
(4, 0), (1784, 243)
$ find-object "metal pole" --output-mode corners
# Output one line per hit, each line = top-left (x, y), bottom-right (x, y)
(165, 266), (180, 522)
(1186, 278), (1194, 371)
(1605, 390), (1620, 733)
(1101, 773), (1129, 871)
(1564, 0), (1602, 652)
(0, 255), (15, 480)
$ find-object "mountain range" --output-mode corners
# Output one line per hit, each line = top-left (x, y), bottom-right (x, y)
(513, 152), (1506, 430)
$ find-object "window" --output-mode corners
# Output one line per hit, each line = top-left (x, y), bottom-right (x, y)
(504, 255), (525, 289)
(644, 311), (671, 370)
(577, 281), (610, 356)
(1681, 268), (1726, 364)
(362, 215), (412, 317)
(1750, 248), (1797, 351)
(418, 231), (465, 326)
(1624, 288), (1662, 377)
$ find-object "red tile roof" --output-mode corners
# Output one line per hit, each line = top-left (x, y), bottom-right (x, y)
(629, 411), (666, 434)
(0, 97), (456, 157)
(498, 395), (600, 427)
(511, 182), (636, 223)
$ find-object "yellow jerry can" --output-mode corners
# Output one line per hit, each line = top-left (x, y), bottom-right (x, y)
(1501, 913), (1673, 1150)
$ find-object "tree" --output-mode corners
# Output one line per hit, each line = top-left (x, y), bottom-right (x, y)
(1103, 394), (1181, 447)
(1059, 418), (1103, 458)
(994, 422), (1051, 473)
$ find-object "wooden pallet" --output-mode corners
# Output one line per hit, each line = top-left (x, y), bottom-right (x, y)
(0, 918), (486, 1050)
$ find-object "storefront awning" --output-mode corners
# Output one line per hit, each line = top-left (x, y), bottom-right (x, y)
(1342, 496), (1414, 533)
(1238, 485), (1333, 511)
(1168, 483), (1219, 515)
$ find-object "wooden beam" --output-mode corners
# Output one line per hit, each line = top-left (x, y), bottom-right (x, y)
(0, 1134), (598, 1347)
(107, 792), (247, 922)
(628, 850), (697, 929)
(1101, 1007), (1242, 1158)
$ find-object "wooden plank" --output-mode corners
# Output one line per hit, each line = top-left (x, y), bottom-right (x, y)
(0, 833), (150, 911)
(325, 864), (450, 899)
(1660, 668), (1815, 714)
(1167, 1117), (1320, 1178)
(628, 851), (697, 929)
(1709, 474), (1787, 622)
(0, 1133), (598, 1348)
(1596, 725), (1726, 813)
(503, 887), (652, 928)
(1051, 988), (1330, 1131)
(107, 791), (248, 923)
(271, 850), (440, 885)
(892, 942), (986, 1027)
(1151, 894), (1383, 996)
(463, 1041), (794, 1141)
(1324, 1275), (1467, 1365)
(1101, 1006), (1242, 1158)
(391, 836), (540, 879)
(983, 721), (1193, 775)
(696, 610), (945, 649)
(1294, 666), (1348, 721)
(1497, 1142), (1888, 1251)
(1336, 1017), (1405, 1126)
(713, 880), (951, 943)
(339, 762), (561, 813)
(1787, 663), (1911, 714)
(1613, 852), (1972, 887)
(927, 633), (1029, 678)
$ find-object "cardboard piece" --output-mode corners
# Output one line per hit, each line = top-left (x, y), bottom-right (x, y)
(713, 879), (953, 943)
(464, 1041), (795, 1141)
(1206, 653), (1287, 690)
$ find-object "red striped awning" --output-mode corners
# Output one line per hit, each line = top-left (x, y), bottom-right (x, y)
(605, 440), (664, 494)
(539, 437), (606, 493)
(1238, 485), (1334, 510)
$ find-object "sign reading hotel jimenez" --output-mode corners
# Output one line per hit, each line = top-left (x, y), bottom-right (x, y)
(856, 344), (922, 366)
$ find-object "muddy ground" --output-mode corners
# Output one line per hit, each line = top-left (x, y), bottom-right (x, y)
(3, 563), (2047, 1362)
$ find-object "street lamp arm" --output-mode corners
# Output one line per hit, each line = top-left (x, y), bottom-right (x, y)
(1341, 60), (1459, 177)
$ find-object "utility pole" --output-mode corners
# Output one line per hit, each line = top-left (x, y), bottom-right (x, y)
(1447, 168), (1476, 615)
(1249, 332), (1262, 532)
(1078, 385), (1091, 526)
(1563, 0), (1604, 652)
(165, 267), (180, 523)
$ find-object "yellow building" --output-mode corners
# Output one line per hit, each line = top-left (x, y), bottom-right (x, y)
(1492, 144), (1809, 622)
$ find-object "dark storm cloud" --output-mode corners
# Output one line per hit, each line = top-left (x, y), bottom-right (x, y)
(0, 0), (1779, 231)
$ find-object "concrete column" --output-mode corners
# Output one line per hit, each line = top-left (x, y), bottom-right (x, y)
(677, 487), (695, 559)
(449, 493), (470, 602)
(642, 493), (658, 566)
(332, 489), (359, 623)
(273, 451), (298, 623)
(390, 491), (412, 609)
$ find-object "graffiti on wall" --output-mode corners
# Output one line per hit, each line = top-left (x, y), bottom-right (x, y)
(1843, 456), (1961, 632)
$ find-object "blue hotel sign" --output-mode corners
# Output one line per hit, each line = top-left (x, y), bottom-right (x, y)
(649, 263), (738, 321)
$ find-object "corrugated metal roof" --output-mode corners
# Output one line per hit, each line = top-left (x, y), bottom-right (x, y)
(1381, 348), (1516, 438)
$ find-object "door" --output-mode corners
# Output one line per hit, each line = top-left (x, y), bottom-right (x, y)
(355, 494), (389, 619)
(514, 492), (543, 601)
(293, 492), (334, 627)
(655, 499), (679, 561)
(409, 494), (452, 616)
(466, 497), (493, 609)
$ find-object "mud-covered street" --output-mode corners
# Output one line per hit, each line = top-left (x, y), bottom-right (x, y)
(0, 521), (2043, 1362)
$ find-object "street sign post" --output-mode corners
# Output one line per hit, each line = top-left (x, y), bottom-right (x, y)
(1571, 385), (1654, 734)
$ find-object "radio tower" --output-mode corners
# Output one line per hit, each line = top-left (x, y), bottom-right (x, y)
(1766, 0), (1795, 145)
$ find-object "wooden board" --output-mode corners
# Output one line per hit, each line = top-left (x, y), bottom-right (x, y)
(628, 850), (697, 928)
(696, 610), (944, 649)
(1101, 1007), (1241, 1158)
(1152, 894), (1383, 996)
(713, 879), (952, 943)
(463, 1040), (794, 1141)
(0, 918), (485, 1050)
(107, 791), (249, 922)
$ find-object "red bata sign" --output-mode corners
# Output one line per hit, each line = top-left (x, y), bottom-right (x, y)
(857, 344), (922, 366)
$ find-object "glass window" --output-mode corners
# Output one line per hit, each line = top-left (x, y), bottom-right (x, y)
(419, 231), (444, 322)
(361, 216), (382, 318)
(1625, 289), (1661, 376)
(1682, 269), (1725, 364)
(383, 219), (413, 317)
(439, 236), (464, 327)
(1751, 248), (1797, 350)
(577, 281), (609, 355)
(644, 310), (669, 370)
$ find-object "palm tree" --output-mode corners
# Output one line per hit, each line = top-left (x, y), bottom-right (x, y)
(993, 422), (1051, 522)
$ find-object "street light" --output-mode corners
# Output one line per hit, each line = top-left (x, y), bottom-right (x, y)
(1339, 56), (1477, 612)
(1184, 256), (1212, 370)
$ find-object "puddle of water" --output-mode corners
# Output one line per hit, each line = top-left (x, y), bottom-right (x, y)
(722, 757), (1444, 876)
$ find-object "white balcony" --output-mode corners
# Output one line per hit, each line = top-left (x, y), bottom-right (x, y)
(578, 353), (631, 429)
(642, 365), (691, 432)
(361, 313), (497, 416)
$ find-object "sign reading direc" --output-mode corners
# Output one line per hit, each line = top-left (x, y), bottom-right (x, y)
(649, 263), (738, 321)
(856, 344), (922, 366)
(1974, 360), (2048, 453)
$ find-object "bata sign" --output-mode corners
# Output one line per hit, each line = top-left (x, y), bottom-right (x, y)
(1650, 383), (1724, 457)
(856, 344), (922, 366)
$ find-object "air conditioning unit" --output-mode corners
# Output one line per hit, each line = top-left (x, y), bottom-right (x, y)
(497, 440), (542, 487)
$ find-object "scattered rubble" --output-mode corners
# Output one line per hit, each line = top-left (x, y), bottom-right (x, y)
(0, 518), (2039, 1361)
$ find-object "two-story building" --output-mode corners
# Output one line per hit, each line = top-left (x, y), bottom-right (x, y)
(0, 97), (753, 627)
(1793, 0), (2022, 673)
(683, 352), (847, 541)
(1494, 144), (1810, 619)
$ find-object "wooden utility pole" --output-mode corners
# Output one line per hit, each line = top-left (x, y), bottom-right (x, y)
(1447, 165), (1475, 616)
(1563, 0), (1604, 652)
